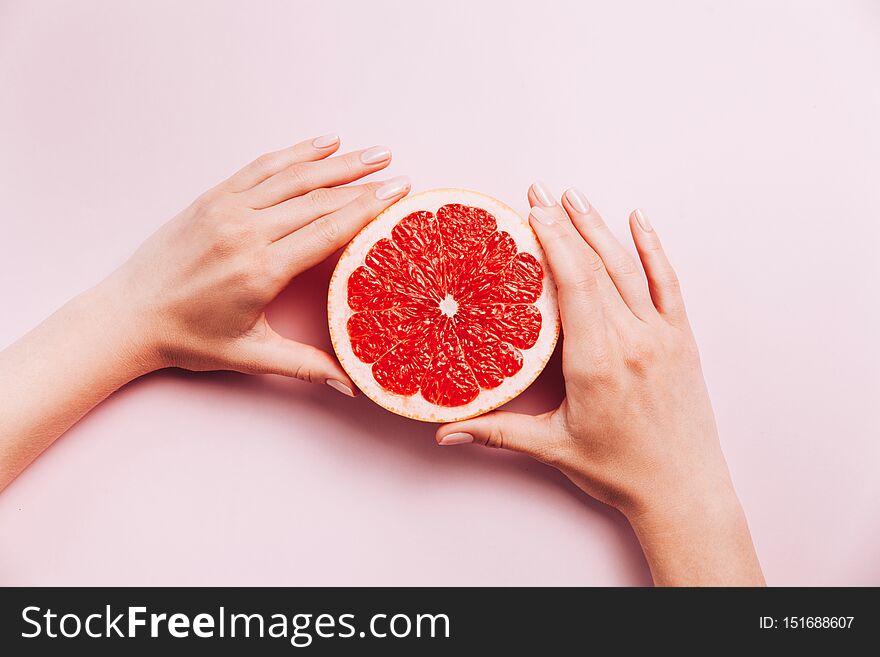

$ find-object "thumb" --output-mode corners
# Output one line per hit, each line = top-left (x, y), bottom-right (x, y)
(436, 410), (556, 459)
(233, 331), (356, 397)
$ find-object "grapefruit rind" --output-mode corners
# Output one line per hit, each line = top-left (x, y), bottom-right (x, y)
(328, 188), (560, 423)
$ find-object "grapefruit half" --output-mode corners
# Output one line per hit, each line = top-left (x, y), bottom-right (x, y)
(328, 188), (559, 422)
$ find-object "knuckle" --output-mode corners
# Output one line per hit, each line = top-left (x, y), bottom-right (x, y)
(285, 163), (313, 189)
(210, 218), (259, 257)
(608, 255), (638, 277)
(581, 212), (605, 229)
(566, 343), (616, 385)
(203, 205), (224, 223)
(211, 220), (241, 251)
(215, 218), (252, 244)
(354, 195), (380, 219)
(623, 338), (657, 371)
(343, 153), (364, 177)
(660, 269), (681, 291)
(306, 187), (334, 209)
(585, 248), (605, 273)
(564, 364), (591, 387)
(291, 362), (314, 383)
(253, 152), (277, 175)
(587, 350), (617, 384)
(190, 191), (215, 213)
(484, 425), (506, 450)
(569, 274), (598, 296)
(643, 238), (664, 253)
(313, 214), (340, 244)
(356, 189), (379, 210)
(546, 218), (571, 239)
(191, 192), (226, 221)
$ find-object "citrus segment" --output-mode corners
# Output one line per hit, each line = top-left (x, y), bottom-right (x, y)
(329, 189), (559, 423)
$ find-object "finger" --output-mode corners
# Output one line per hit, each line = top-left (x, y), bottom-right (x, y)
(234, 330), (357, 395)
(225, 133), (340, 192)
(245, 145), (393, 210)
(525, 182), (610, 344)
(629, 209), (688, 325)
(259, 183), (377, 242)
(528, 184), (629, 321)
(562, 188), (657, 322)
(436, 411), (558, 461)
(269, 176), (410, 280)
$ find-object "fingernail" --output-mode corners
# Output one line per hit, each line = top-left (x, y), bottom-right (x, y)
(360, 145), (392, 164)
(634, 208), (652, 232)
(375, 176), (411, 200)
(532, 180), (556, 207)
(529, 206), (555, 226)
(564, 188), (591, 214)
(312, 133), (339, 148)
(326, 379), (355, 397)
(438, 432), (474, 446)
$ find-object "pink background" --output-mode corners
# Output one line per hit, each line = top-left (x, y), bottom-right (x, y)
(1, 1), (878, 586)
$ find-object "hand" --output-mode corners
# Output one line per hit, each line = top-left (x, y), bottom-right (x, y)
(105, 135), (411, 393)
(0, 135), (409, 490)
(436, 182), (764, 585)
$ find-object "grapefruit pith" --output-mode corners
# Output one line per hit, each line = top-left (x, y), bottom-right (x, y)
(328, 189), (559, 423)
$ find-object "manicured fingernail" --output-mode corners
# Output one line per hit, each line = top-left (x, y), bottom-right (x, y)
(326, 379), (355, 397)
(438, 432), (474, 446)
(564, 188), (591, 214)
(634, 208), (652, 232)
(529, 206), (555, 226)
(375, 176), (411, 200)
(532, 180), (556, 207)
(360, 145), (392, 164)
(312, 133), (339, 148)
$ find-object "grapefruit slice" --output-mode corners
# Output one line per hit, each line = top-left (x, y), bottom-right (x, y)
(328, 188), (559, 422)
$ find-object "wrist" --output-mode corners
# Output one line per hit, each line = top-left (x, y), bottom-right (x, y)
(624, 479), (743, 540)
(623, 479), (764, 586)
(77, 277), (167, 379)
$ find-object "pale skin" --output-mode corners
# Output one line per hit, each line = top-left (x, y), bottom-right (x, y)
(0, 138), (763, 586)
(0, 134), (411, 488)
(437, 182), (765, 586)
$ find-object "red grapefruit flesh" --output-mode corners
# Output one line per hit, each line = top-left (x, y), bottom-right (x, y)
(328, 189), (559, 422)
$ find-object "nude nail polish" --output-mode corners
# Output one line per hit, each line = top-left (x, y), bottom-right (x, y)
(532, 180), (556, 207)
(312, 133), (339, 148)
(375, 176), (411, 200)
(326, 379), (355, 397)
(564, 188), (591, 214)
(529, 207), (555, 226)
(360, 145), (392, 164)
(634, 208), (652, 232)
(438, 432), (474, 446)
